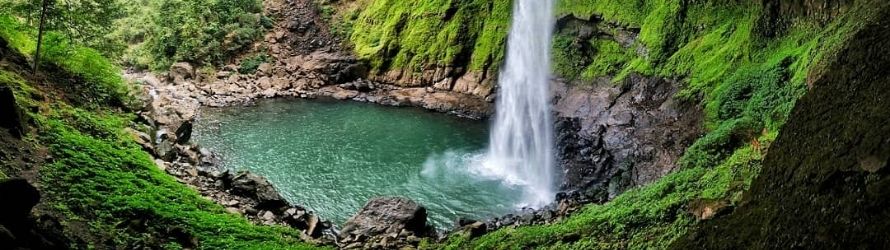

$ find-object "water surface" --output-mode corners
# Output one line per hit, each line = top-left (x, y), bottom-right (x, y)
(193, 98), (525, 228)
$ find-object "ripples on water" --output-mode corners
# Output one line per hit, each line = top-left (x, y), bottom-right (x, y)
(193, 98), (526, 228)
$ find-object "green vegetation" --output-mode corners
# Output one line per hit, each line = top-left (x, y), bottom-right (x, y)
(340, 0), (512, 74)
(1, 0), (126, 56)
(36, 105), (317, 249)
(425, 0), (885, 248)
(0, 13), (130, 107)
(437, 142), (766, 249)
(239, 52), (270, 74)
(113, 0), (269, 70)
(0, 13), (321, 250)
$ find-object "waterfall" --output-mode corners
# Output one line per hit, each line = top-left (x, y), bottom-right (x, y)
(481, 0), (556, 207)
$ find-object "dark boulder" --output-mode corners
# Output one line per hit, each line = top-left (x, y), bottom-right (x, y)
(229, 171), (288, 210)
(0, 86), (24, 138)
(174, 120), (193, 144)
(0, 178), (40, 226)
(340, 197), (432, 239)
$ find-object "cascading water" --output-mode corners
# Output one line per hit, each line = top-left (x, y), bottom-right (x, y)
(478, 0), (556, 207)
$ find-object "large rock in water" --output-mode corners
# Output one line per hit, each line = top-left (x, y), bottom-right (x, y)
(340, 197), (432, 241)
(174, 120), (193, 144)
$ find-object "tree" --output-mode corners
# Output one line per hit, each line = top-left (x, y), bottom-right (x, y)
(33, 0), (50, 73)
(2, 0), (125, 57)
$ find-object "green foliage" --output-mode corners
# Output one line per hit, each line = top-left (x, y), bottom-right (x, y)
(551, 34), (588, 80)
(239, 52), (269, 74)
(115, 0), (266, 70)
(344, 0), (512, 74)
(0, 14), (37, 55)
(0, 14), (131, 107)
(40, 33), (132, 106)
(581, 39), (631, 80)
(0, 0), (127, 57)
(430, 0), (882, 248)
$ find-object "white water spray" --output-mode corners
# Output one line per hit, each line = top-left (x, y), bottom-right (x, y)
(479, 0), (556, 207)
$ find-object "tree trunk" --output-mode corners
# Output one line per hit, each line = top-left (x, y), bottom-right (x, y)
(33, 0), (50, 74)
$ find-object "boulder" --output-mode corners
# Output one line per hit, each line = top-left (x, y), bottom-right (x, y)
(0, 86), (24, 137)
(229, 171), (288, 210)
(174, 120), (193, 144)
(0, 178), (40, 226)
(170, 62), (195, 85)
(340, 197), (431, 239)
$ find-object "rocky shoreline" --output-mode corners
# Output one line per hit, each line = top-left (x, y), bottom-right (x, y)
(119, 0), (706, 247)
(123, 61), (705, 248)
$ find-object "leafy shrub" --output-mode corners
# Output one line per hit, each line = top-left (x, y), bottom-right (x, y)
(117, 0), (266, 70)
(41, 33), (131, 106)
(0, 14), (131, 107)
(238, 53), (269, 74)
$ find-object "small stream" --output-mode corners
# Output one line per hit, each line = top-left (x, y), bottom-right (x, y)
(193, 98), (526, 228)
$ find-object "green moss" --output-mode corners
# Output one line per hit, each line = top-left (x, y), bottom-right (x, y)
(581, 39), (632, 80)
(344, 0), (511, 74)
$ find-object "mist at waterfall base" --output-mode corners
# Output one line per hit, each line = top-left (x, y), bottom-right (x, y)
(432, 0), (558, 208)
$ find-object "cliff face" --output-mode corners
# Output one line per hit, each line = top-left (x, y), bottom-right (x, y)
(332, 0), (512, 100)
(552, 75), (702, 201)
(673, 4), (890, 248)
(333, 0), (879, 197)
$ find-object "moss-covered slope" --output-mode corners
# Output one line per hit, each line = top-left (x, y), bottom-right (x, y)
(673, 5), (890, 249)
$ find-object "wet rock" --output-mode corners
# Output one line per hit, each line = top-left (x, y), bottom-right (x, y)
(552, 75), (702, 201)
(174, 120), (193, 144)
(462, 221), (488, 238)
